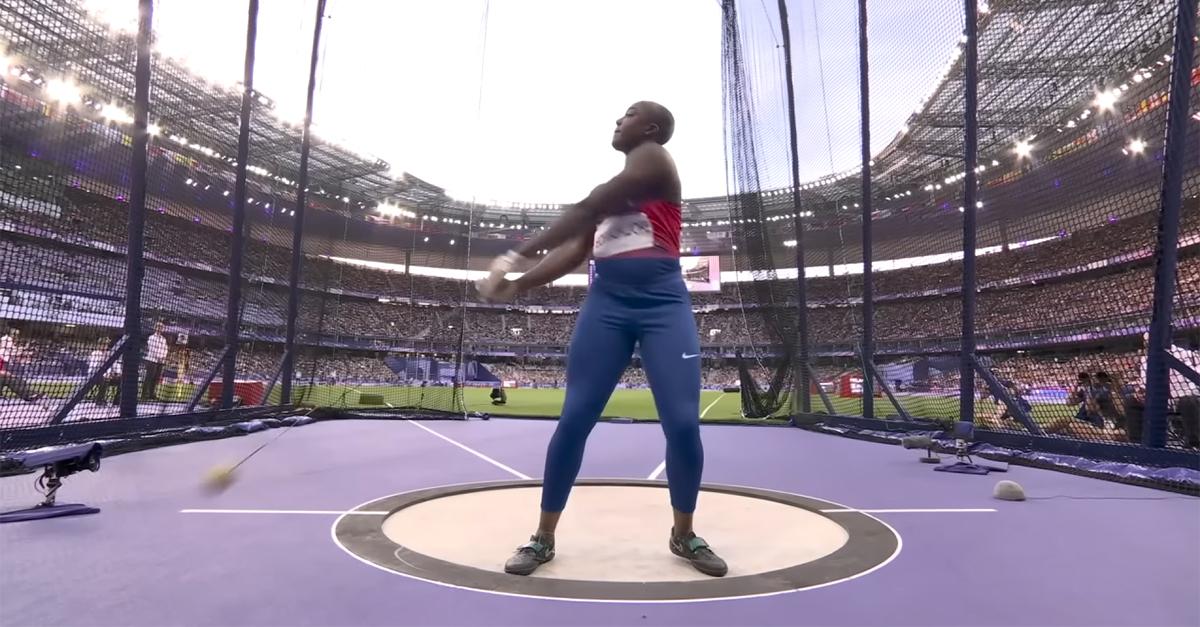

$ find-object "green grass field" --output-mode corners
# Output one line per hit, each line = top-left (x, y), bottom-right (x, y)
(274, 385), (1077, 427)
(22, 380), (1079, 428)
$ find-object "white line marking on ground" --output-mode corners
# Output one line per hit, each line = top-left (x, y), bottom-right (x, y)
(700, 393), (725, 418)
(820, 508), (997, 514)
(647, 394), (726, 481)
(179, 506), (996, 517)
(405, 420), (531, 480)
(180, 509), (387, 515)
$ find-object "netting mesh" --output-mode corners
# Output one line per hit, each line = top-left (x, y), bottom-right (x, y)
(719, 0), (1198, 451)
(0, 0), (475, 437)
(1, 0), (1197, 459)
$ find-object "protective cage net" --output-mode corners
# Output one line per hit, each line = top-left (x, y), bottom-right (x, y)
(3, 0), (1199, 458)
(0, 0), (502, 441)
(720, 0), (1199, 451)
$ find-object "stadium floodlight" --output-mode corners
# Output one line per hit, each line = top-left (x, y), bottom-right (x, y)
(991, 159), (999, 167)
(45, 78), (81, 104)
(449, 239), (455, 245)
(147, 123), (161, 136)
(100, 103), (133, 124)
(1128, 138), (1146, 154)
(1014, 140), (1033, 158)
(1093, 89), (1118, 111)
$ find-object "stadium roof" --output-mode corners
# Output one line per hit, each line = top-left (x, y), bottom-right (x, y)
(715, 0), (1180, 223)
(1, 0), (416, 213)
(0, 0), (1182, 236)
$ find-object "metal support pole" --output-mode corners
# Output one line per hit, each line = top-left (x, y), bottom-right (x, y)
(282, 0), (326, 405)
(971, 355), (1041, 435)
(857, 0), (874, 419)
(51, 336), (130, 425)
(862, 356), (913, 422)
(777, 0), (810, 413)
(187, 346), (231, 413)
(1143, 0), (1198, 447)
(222, 0), (260, 409)
(959, 0), (980, 425)
(262, 349), (289, 406)
(119, 0), (154, 419)
(806, 362), (836, 414)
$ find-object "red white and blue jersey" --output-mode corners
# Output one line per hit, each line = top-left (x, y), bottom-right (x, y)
(592, 199), (681, 259)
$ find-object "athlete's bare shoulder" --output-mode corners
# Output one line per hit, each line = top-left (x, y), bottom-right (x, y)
(625, 143), (681, 203)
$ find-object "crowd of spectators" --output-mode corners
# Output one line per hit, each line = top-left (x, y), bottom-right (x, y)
(4, 186), (1196, 304)
(3, 180), (1200, 383)
(6, 227), (1198, 347)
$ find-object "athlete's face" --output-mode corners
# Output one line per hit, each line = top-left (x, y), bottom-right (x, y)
(611, 103), (657, 152)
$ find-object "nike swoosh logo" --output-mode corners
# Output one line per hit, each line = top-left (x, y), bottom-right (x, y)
(682, 353), (699, 359)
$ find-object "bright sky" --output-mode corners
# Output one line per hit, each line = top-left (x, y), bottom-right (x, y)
(84, 0), (963, 205)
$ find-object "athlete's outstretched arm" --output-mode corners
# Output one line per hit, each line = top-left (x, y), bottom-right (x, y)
(512, 143), (671, 259)
(512, 232), (594, 292)
(477, 232), (592, 303)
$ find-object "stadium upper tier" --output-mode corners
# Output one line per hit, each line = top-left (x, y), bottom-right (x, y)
(0, 0), (1191, 264)
(2, 184), (1197, 355)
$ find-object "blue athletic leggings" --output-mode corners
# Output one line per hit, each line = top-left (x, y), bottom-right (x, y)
(540, 257), (704, 514)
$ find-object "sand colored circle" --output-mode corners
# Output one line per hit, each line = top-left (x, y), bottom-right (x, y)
(381, 485), (849, 582)
(334, 479), (900, 602)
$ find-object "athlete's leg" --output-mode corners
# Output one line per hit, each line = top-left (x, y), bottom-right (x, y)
(639, 301), (703, 516)
(640, 300), (726, 577)
(539, 292), (637, 515)
(506, 294), (635, 576)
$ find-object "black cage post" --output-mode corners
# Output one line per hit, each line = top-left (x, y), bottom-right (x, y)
(281, 0), (327, 405)
(221, 0), (260, 409)
(857, 0), (874, 419)
(1142, 0), (1198, 447)
(776, 0), (811, 413)
(959, 0), (980, 425)
(118, 0), (154, 419)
